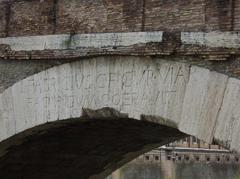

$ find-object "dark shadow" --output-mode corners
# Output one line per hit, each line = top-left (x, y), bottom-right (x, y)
(0, 118), (187, 179)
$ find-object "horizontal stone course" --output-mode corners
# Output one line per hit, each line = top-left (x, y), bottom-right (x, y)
(181, 32), (240, 48)
(0, 31), (240, 60)
(0, 32), (163, 51)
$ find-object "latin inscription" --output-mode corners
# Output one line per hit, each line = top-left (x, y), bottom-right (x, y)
(10, 58), (190, 122)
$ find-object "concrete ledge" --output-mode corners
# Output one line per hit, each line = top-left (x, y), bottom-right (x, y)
(0, 32), (163, 51)
(0, 31), (240, 60)
(181, 32), (240, 48)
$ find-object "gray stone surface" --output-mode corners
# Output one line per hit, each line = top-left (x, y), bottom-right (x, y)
(0, 32), (163, 51)
(179, 67), (228, 142)
(0, 59), (72, 93)
(181, 32), (240, 48)
(214, 78), (240, 151)
(1, 31), (240, 52)
(0, 56), (240, 153)
(0, 57), (190, 142)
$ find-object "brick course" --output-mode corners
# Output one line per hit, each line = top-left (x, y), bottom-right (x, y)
(0, 1), (7, 37)
(1, 0), (240, 37)
(8, 0), (55, 36)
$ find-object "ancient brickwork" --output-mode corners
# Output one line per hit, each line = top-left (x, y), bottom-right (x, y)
(8, 0), (56, 36)
(56, 0), (108, 34)
(144, 0), (206, 32)
(105, 0), (144, 32)
(0, 1), (7, 37)
(205, 0), (233, 31)
(1, 0), (240, 37)
(234, 0), (240, 30)
(50, 0), (144, 33)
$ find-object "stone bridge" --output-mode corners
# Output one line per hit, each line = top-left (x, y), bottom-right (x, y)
(1, 0), (240, 178)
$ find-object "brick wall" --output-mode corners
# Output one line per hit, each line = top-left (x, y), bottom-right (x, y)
(56, 0), (144, 33)
(8, 0), (55, 36)
(0, 0), (240, 37)
(144, 0), (206, 32)
(0, 1), (7, 37)
(205, 0), (234, 31)
(234, 0), (240, 30)
(56, 0), (108, 34)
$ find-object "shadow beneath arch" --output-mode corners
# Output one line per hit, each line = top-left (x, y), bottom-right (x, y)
(0, 118), (187, 179)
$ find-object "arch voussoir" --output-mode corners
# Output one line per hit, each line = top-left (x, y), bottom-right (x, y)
(0, 56), (240, 152)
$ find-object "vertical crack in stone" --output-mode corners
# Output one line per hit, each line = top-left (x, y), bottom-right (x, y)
(178, 64), (192, 129)
(211, 76), (229, 144)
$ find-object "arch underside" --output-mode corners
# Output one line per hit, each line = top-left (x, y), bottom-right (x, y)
(0, 117), (186, 179)
(0, 56), (240, 177)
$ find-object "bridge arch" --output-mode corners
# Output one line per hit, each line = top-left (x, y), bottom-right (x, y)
(0, 56), (240, 178)
(0, 115), (185, 179)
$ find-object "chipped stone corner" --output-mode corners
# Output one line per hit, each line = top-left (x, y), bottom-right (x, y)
(82, 107), (129, 120)
(140, 115), (178, 129)
(213, 137), (231, 151)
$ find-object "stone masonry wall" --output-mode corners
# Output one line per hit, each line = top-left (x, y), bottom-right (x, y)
(0, 0), (240, 37)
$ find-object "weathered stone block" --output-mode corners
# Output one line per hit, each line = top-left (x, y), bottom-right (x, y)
(214, 78), (240, 151)
(179, 67), (228, 143)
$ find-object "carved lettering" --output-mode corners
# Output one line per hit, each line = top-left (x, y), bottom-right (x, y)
(109, 72), (120, 85)
(7, 59), (190, 131)
(43, 96), (50, 108)
(122, 71), (134, 88)
(121, 92), (137, 111)
(174, 66), (187, 84)
(84, 74), (92, 90)
(101, 94), (109, 106)
(96, 74), (107, 89)
(75, 72), (84, 89)
(112, 93), (121, 105)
